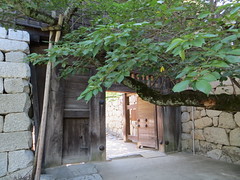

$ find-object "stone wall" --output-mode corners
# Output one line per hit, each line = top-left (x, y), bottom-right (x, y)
(0, 27), (33, 179)
(106, 92), (124, 138)
(181, 80), (240, 164)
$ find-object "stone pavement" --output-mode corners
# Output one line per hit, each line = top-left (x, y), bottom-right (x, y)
(41, 135), (240, 180)
(41, 153), (240, 180)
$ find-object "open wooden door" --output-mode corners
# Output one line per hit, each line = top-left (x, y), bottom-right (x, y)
(136, 97), (158, 149)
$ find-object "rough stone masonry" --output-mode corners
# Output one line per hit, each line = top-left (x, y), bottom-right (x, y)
(0, 27), (33, 180)
(181, 79), (240, 164)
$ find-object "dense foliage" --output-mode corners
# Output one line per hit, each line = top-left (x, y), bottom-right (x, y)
(1, 0), (240, 103)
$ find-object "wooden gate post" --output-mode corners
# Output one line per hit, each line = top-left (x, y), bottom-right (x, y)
(89, 70), (106, 161)
(123, 93), (130, 142)
(34, 14), (64, 180)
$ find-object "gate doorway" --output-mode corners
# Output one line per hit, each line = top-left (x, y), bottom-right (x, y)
(106, 92), (162, 159)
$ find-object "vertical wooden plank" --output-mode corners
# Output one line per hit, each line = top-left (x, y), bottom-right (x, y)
(123, 93), (130, 142)
(30, 64), (40, 147)
(156, 106), (164, 152)
(162, 106), (181, 152)
(89, 69), (106, 161)
(43, 67), (65, 167)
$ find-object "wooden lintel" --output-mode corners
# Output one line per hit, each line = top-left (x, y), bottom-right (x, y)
(41, 25), (61, 31)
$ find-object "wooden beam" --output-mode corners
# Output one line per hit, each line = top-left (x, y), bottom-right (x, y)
(41, 25), (61, 31)
(34, 30), (54, 180)
(123, 93), (130, 142)
(156, 106), (164, 152)
(89, 69), (106, 161)
(43, 67), (65, 167)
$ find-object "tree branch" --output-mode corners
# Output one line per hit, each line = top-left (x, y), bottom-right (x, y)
(122, 77), (240, 112)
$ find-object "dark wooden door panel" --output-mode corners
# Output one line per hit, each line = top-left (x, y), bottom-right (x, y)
(63, 118), (89, 164)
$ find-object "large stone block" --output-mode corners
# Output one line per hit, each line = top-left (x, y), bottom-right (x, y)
(4, 113), (32, 132)
(230, 128), (240, 147)
(219, 112), (236, 129)
(206, 110), (222, 117)
(207, 149), (222, 160)
(190, 110), (201, 120)
(0, 39), (29, 53)
(219, 154), (232, 163)
(0, 152), (7, 177)
(215, 86), (234, 94)
(199, 141), (217, 153)
(0, 78), (3, 93)
(181, 106), (187, 112)
(213, 117), (218, 127)
(5, 51), (27, 63)
(222, 146), (240, 162)
(201, 109), (206, 117)
(0, 116), (3, 133)
(182, 121), (192, 133)
(193, 130), (205, 140)
(0, 62), (30, 79)
(181, 139), (192, 151)
(234, 112), (240, 127)
(181, 112), (190, 122)
(8, 150), (34, 173)
(0, 93), (31, 114)
(0, 51), (3, 61)
(4, 78), (30, 93)
(0, 27), (7, 39)
(181, 133), (192, 140)
(0, 131), (32, 152)
(0, 166), (33, 180)
(8, 29), (30, 43)
(194, 117), (212, 129)
(203, 127), (229, 145)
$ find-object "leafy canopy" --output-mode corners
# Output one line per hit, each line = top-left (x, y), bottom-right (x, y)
(9, 0), (239, 101)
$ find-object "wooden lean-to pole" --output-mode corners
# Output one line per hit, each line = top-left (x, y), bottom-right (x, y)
(34, 14), (64, 180)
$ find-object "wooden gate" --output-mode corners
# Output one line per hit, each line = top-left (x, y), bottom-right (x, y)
(123, 94), (181, 152)
(32, 64), (180, 168)
(37, 68), (106, 168)
(137, 97), (158, 149)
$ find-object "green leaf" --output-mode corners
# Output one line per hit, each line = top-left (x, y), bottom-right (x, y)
(149, 54), (158, 62)
(209, 60), (229, 68)
(211, 72), (221, 79)
(200, 74), (217, 82)
(191, 37), (205, 47)
(93, 45), (101, 57)
(117, 75), (124, 83)
(179, 50), (185, 60)
(221, 35), (238, 43)
(117, 38), (127, 46)
(202, 34), (218, 38)
(155, 22), (163, 26)
(103, 81), (113, 88)
(187, 71), (198, 77)
(172, 80), (190, 92)
(225, 55), (240, 63)
(93, 89), (99, 96)
(227, 49), (240, 55)
(212, 43), (222, 51)
(166, 38), (183, 52)
(176, 67), (193, 78)
(85, 92), (93, 102)
(195, 80), (212, 94)
(197, 12), (210, 19)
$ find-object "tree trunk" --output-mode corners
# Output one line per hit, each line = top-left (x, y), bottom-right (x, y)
(122, 77), (240, 112)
